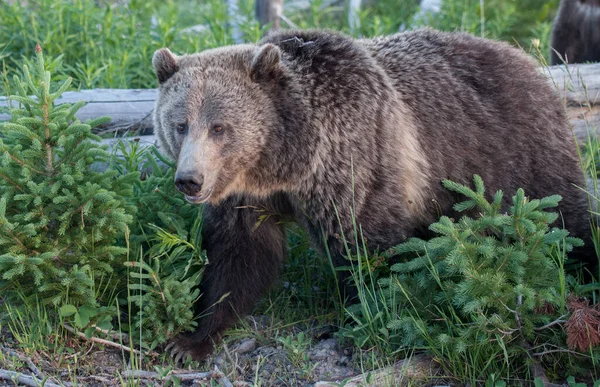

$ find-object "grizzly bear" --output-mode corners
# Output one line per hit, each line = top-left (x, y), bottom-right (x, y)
(152, 28), (592, 362)
(550, 0), (600, 65)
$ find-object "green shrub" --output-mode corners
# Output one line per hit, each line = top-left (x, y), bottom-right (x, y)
(0, 48), (206, 349)
(0, 45), (138, 308)
(343, 175), (590, 382)
(113, 142), (207, 349)
(425, 0), (558, 55)
(126, 220), (205, 350)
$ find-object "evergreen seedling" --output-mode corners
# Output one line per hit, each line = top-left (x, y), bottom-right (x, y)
(344, 175), (586, 380)
(112, 141), (206, 348)
(0, 45), (138, 308)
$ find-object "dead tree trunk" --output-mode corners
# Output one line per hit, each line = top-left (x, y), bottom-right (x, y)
(255, 0), (283, 29)
(348, 0), (362, 34)
(227, 0), (244, 44)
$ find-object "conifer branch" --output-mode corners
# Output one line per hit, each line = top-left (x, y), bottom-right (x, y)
(0, 45), (135, 311)
(0, 173), (24, 192)
(3, 227), (39, 255)
(52, 137), (85, 171)
(4, 152), (43, 175)
(373, 175), (580, 379)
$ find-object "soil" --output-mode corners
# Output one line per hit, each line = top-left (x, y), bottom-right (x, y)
(0, 315), (370, 387)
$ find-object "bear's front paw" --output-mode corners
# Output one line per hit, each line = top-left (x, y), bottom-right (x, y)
(165, 334), (216, 365)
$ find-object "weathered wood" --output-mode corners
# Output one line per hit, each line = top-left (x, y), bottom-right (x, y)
(0, 88), (157, 131)
(255, 0), (283, 29)
(1, 64), (600, 145)
(543, 64), (600, 144)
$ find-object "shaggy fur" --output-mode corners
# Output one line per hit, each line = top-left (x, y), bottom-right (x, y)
(152, 28), (591, 362)
(550, 0), (600, 65)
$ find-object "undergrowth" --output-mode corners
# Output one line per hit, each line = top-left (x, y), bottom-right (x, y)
(0, 46), (207, 357)
(341, 176), (600, 384)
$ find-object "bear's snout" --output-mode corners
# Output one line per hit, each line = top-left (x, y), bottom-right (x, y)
(175, 174), (204, 196)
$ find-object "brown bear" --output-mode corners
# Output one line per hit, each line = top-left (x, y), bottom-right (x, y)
(550, 0), (600, 65)
(151, 28), (592, 362)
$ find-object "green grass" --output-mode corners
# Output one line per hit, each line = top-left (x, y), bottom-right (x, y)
(1, 0), (561, 93)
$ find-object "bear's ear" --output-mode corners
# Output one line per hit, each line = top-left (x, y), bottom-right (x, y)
(153, 48), (180, 84)
(250, 43), (283, 82)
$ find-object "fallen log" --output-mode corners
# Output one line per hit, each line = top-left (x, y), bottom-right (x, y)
(0, 88), (157, 133)
(1, 63), (599, 145)
(543, 64), (600, 144)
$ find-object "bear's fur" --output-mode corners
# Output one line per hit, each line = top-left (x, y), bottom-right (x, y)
(550, 0), (600, 65)
(152, 28), (591, 362)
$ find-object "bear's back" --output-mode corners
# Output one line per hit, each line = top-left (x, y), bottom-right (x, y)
(363, 29), (589, 241)
(261, 29), (589, 251)
(364, 31), (578, 191)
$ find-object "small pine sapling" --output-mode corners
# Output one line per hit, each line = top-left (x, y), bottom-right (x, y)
(0, 45), (138, 308)
(126, 218), (206, 350)
(344, 175), (585, 379)
(113, 142), (207, 348)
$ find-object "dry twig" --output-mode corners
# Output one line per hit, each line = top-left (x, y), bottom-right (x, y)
(0, 369), (61, 387)
(62, 324), (159, 358)
(93, 325), (130, 342)
(122, 368), (234, 386)
(533, 314), (569, 331)
(0, 346), (45, 381)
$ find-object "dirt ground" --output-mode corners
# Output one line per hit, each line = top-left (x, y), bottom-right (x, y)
(0, 315), (367, 387)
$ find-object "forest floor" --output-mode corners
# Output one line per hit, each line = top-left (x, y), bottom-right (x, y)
(0, 314), (443, 387)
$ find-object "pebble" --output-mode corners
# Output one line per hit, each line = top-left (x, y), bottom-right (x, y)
(235, 338), (257, 355)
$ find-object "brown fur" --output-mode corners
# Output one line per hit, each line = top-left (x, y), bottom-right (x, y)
(152, 28), (591, 362)
(550, 0), (600, 65)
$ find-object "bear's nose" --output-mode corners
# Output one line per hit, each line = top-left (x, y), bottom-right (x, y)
(175, 174), (204, 196)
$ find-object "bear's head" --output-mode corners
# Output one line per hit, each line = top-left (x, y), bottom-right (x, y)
(152, 44), (287, 204)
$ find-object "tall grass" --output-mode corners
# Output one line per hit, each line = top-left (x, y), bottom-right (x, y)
(0, 0), (261, 90)
(1, 0), (562, 93)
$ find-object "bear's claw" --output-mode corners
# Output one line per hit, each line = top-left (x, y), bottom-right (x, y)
(165, 340), (192, 365)
(165, 334), (216, 365)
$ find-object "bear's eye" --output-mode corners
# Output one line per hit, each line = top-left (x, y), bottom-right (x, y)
(176, 123), (187, 134)
(213, 125), (224, 133)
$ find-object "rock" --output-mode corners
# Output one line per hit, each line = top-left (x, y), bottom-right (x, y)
(309, 338), (339, 361)
(319, 339), (337, 350)
(309, 348), (330, 361)
(235, 338), (257, 355)
(314, 354), (440, 387)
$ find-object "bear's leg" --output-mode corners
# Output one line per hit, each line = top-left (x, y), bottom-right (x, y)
(166, 194), (290, 363)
